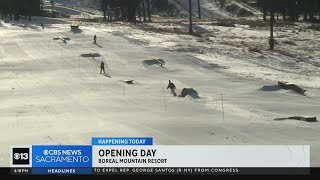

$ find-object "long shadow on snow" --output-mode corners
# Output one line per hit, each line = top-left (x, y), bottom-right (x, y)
(259, 85), (282, 92)
(142, 59), (169, 71)
(71, 28), (83, 34)
(111, 31), (149, 46)
(166, 54), (229, 71)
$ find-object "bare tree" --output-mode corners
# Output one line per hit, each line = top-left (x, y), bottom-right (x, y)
(219, 0), (226, 8)
(50, 1), (55, 13)
(189, 0), (193, 34)
(147, 0), (151, 22)
(40, 0), (44, 11)
(101, 0), (108, 21)
(269, 8), (275, 50)
(138, 3), (141, 22)
(142, 0), (146, 21)
(198, 0), (201, 19)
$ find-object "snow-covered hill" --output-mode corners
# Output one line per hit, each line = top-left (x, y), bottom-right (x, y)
(175, 0), (262, 19)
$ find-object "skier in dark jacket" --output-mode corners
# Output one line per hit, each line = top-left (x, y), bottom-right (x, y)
(94, 34), (97, 44)
(167, 80), (177, 96)
(100, 61), (105, 74)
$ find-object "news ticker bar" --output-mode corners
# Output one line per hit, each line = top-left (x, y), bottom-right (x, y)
(1, 168), (314, 175)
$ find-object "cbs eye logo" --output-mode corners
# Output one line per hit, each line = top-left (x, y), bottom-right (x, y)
(12, 148), (30, 165)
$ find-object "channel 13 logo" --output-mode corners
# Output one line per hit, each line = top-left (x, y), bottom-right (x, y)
(12, 148), (30, 165)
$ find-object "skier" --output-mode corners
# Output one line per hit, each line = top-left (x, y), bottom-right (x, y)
(167, 80), (177, 96)
(93, 34), (97, 44)
(40, 23), (44, 29)
(100, 61), (105, 74)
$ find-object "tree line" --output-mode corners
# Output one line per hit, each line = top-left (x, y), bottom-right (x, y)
(0, 0), (40, 21)
(100, 0), (152, 23)
(100, 0), (201, 34)
(257, 0), (320, 22)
